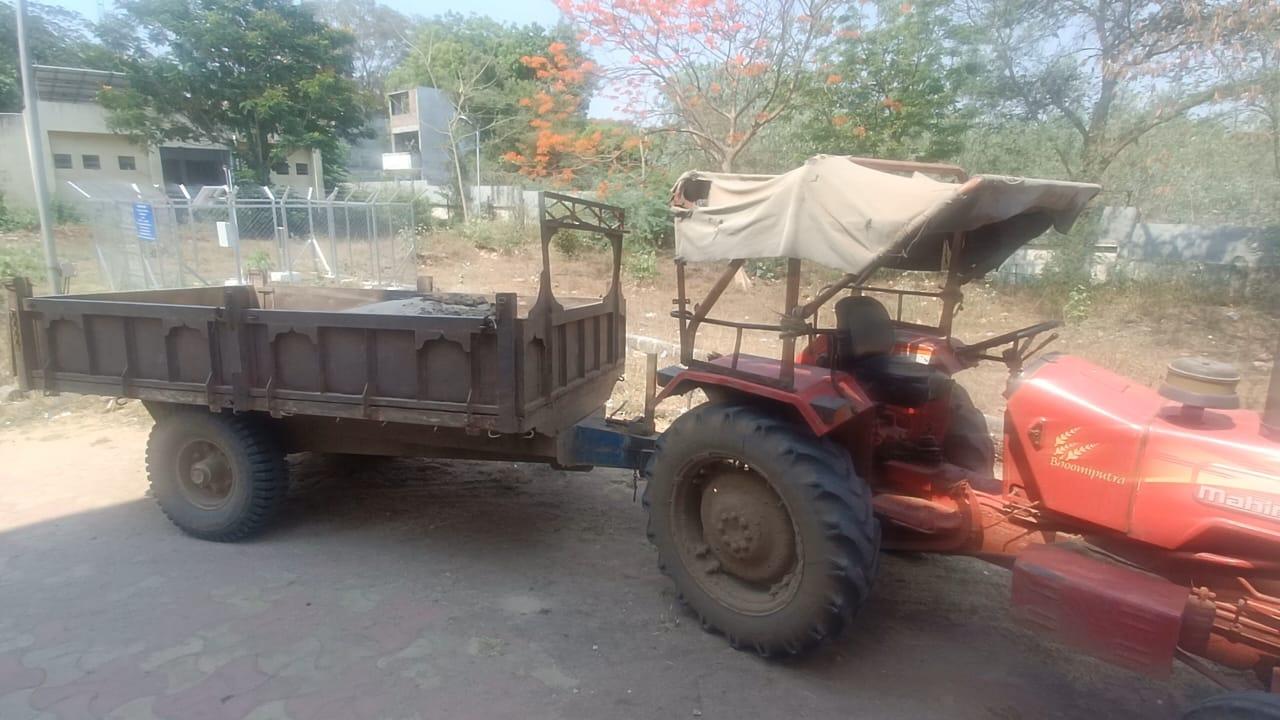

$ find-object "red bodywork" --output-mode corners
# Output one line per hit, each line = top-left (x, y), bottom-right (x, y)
(1006, 353), (1280, 571)
(656, 354), (873, 436)
(660, 337), (1280, 682)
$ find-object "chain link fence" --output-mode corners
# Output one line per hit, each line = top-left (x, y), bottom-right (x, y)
(64, 180), (441, 291)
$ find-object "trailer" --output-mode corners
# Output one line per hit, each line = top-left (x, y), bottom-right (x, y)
(5, 192), (653, 540)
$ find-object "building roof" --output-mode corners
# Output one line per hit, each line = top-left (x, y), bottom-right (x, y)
(34, 65), (128, 103)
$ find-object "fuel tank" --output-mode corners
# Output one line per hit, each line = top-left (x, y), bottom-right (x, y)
(1003, 353), (1280, 563)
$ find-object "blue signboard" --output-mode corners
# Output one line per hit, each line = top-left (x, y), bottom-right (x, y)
(132, 202), (157, 242)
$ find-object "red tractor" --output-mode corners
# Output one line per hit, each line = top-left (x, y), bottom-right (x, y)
(645, 156), (1280, 718)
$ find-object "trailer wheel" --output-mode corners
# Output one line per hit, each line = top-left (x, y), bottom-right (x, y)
(1180, 692), (1280, 719)
(146, 411), (287, 542)
(643, 403), (880, 656)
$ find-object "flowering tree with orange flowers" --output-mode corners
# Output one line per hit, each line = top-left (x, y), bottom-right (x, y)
(503, 41), (646, 185)
(556, 0), (840, 172)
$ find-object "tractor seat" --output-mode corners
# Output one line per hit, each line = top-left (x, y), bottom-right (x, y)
(834, 295), (952, 407)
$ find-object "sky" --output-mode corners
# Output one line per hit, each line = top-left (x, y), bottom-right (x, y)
(47, 0), (564, 26)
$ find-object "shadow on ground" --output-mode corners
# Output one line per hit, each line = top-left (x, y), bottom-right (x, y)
(0, 452), (1215, 720)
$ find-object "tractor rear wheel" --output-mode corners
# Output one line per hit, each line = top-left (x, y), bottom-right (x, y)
(1180, 692), (1280, 719)
(643, 403), (880, 656)
(146, 410), (288, 542)
(943, 383), (995, 481)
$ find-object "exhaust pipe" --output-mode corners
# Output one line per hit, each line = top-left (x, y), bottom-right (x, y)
(1265, 336), (1280, 441)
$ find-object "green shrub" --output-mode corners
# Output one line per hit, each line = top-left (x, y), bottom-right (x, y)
(460, 220), (526, 255)
(0, 195), (37, 232)
(746, 258), (786, 281)
(622, 237), (657, 282)
(0, 244), (42, 280)
(246, 249), (273, 274)
(552, 229), (612, 259)
(601, 175), (675, 250)
(51, 199), (83, 225)
(1063, 284), (1092, 323)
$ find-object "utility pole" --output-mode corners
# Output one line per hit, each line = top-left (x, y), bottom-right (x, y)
(15, 0), (60, 293)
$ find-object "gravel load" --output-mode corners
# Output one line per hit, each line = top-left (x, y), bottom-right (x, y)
(345, 293), (494, 318)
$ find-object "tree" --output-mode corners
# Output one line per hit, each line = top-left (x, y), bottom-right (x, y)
(98, 0), (368, 186)
(760, 0), (979, 168)
(390, 15), (581, 218)
(963, 0), (1278, 182)
(557, 0), (840, 172)
(1231, 24), (1280, 180)
(502, 41), (644, 184)
(0, 1), (106, 112)
(307, 0), (409, 98)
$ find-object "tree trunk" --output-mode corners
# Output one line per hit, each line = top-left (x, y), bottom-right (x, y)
(450, 135), (469, 223)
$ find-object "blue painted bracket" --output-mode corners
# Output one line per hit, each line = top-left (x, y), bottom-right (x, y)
(559, 413), (656, 470)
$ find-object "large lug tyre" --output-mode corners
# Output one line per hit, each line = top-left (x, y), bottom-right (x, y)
(643, 403), (880, 656)
(943, 383), (996, 479)
(1180, 692), (1280, 719)
(146, 410), (288, 542)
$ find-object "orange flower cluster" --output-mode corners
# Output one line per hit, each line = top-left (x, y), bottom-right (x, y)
(504, 41), (645, 185)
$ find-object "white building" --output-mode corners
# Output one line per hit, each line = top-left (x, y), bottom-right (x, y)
(0, 65), (324, 207)
(382, 86), (458, 185)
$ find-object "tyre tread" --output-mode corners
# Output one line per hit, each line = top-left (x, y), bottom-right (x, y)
(642, 403), (880, 657)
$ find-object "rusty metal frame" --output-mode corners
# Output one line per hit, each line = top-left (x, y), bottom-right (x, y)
(673, 258), (805, 390)
(673, 232), (968, 389)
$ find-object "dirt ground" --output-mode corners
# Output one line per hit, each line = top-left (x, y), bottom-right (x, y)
(0, 224), (1273, 718)
(0, 409), (1220, 720)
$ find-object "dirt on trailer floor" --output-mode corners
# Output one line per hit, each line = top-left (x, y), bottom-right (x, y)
(0, 410), (1220, 720)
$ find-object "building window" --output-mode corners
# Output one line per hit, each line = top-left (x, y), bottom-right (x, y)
(82, 155), (101, 170)
(388, 91), (409, 116)
(271, 161), (289, 175)
(53, 153), (72, 169)
(118, 155), (136, 171)
(295, 162), (308, 176)
(392, 130), (420, 153)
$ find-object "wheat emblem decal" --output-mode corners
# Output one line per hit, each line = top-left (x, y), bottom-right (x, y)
(1053, 427), (1099, 462)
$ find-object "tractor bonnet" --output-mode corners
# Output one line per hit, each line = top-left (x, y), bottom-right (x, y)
(670, 156), (1101, 281)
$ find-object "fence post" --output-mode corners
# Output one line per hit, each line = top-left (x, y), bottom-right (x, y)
(367, 189), (381, 285)
(167, 196), (184, 287)
(179, 183), (197, 273)
(279, 187), (292, 275)
(326, 187), (339, 279)
(342, 187), (353, 272)
(227, 183), (244, 284)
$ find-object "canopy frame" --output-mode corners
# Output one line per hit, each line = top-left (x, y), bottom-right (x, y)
(671, 157), (1002, 390)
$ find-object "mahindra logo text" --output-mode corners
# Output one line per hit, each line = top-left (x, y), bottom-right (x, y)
(1196, 485), (1280, 522)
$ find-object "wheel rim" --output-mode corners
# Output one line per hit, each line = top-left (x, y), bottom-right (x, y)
(670, 456), (802, 616)
(175, 439), (235, 510)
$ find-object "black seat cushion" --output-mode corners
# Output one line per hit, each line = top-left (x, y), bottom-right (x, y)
(855, 355), (952, 407)
(834, 295), (952, 407)
(834, 296), (895, 360)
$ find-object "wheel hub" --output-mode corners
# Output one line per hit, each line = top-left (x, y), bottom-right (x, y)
(699, 469), (795, 584)
(176, 440), (234, 509)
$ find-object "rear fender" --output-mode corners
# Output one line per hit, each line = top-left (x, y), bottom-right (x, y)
(656, 367), (872, 437)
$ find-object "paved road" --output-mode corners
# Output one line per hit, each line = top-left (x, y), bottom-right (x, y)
(0, 416), (1213, 719)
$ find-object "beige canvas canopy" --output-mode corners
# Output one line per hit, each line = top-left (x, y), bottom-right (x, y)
(670, 156), (1101, 280)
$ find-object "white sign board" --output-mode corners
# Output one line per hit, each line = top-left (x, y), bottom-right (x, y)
(216, 221), (238, 248)
(382, 152), (415, 171)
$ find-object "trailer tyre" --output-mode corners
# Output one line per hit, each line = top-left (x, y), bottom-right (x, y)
(643, 403), (880, 657)
(146, 411), (288, 542)
(1180, 692), (1280, 719)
